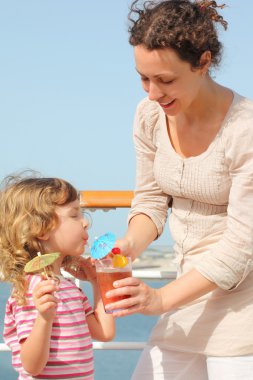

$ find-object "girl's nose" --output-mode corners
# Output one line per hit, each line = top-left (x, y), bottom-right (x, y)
(83, 218), (89, 229)
(148, 82), (164, 101)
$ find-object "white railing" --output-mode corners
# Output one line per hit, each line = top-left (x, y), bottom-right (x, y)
(0, 269), (176, 353)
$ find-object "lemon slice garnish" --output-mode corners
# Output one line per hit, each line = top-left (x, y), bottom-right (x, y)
(112, 254), (128, 268)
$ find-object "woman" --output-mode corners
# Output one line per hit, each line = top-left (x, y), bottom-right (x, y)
(105, 1), (253, 379)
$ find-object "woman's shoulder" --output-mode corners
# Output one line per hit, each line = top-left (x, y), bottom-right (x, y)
(223, 92), (253, 139)
(229, 92), (253, 125)
(136, 97), (161, 119)
(223, 92), (253, 161)
(134, 97), (163, 139)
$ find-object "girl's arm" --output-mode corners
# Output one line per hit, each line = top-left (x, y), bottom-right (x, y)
(20, 315), (53, 375)
(64, 257), (115, 341)
(20, 280), (58, 376)
(105, 269), (217, 316)
(86, 280), (115, 342)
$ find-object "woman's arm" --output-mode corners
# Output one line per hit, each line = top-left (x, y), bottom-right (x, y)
(116, 99), (170, 260)
(104, 269), (217, 316)
(20, 280), (58, 375)
(116, 214), (158, 261)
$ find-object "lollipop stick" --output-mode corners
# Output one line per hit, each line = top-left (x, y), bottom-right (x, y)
(42, 266), (49, 280)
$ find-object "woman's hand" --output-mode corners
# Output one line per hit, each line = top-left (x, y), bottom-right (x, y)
(113, 238), (133, 258)
(33, 280), (59, 321)
(104, 277), (164, 317)
(63, 256), (97, 283)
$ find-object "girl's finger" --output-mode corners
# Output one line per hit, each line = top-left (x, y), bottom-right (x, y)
(39, 302), (58, 313)
(34, 279), (58, 291)
(37, 294), (58, 305)
(34, 282), (59, 299)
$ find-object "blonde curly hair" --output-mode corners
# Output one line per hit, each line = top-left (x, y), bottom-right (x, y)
(0, 172), (78, 304)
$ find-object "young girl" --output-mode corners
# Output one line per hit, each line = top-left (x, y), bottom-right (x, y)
(0, 174), (115, 380)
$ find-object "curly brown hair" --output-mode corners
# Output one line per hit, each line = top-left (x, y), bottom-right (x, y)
(0, 173), (78, 304)
(128, 0), (227, 69)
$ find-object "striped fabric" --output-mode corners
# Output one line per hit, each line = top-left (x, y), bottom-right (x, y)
(3, 274), (94, 379)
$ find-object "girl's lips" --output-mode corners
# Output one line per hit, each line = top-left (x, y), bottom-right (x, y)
(159, 99), (176, 109)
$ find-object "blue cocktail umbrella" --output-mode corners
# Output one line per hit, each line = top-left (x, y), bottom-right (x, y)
(90, 232), (116, 259)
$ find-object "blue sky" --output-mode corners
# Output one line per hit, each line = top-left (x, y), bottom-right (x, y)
(0, 0), (253, 246)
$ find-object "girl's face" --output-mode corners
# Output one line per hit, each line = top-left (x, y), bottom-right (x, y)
(41, 199), (89, 258)
(134, 45), (207, 116)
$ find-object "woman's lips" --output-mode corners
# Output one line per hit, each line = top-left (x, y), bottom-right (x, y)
(159, 99), (175, 109)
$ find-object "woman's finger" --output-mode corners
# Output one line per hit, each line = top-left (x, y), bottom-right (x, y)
(112, 276), (141, 288)
(111, 304), (143, 318)
(105, 294), (138, 310)
(105, 298), (143, 317)
(105, 278), (144, 300)
(114, 238), (131, 256)
(106, 284), (140, 300)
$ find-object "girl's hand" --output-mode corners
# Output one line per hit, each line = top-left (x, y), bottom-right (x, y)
(63, 256), (97, 283)
(32, 280), (59, 321)
(104, 277), (163, 317)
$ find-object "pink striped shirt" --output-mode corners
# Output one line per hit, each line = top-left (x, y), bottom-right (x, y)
(4, 274), (94, 379)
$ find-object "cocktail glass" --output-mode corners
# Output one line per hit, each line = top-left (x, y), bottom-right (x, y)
(95, 257), (132, 314)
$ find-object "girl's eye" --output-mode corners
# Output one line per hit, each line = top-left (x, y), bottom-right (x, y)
(141, 77), (149, 82)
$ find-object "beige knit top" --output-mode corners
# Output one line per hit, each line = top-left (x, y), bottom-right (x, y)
(129, 92), (253, 355)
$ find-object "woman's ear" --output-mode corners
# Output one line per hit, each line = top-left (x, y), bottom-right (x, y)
(199, 50), (211, 73)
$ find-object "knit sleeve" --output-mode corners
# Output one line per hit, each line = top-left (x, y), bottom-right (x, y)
(195, 98), (253, 290)
(128, 98), (171, 236)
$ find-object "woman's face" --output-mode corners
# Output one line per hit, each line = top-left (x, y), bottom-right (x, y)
(134, 45), (205, 116)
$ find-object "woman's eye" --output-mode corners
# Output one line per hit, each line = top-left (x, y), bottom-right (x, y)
(141, 77), (149, 82)
(160, 79), (173, 84)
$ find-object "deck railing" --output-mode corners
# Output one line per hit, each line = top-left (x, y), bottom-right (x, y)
(0, 190), (176, 353)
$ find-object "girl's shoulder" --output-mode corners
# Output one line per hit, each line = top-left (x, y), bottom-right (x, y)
(6, 275), (40, 314)
(7, 274), (41, 301)
(25, 273), (43, 289)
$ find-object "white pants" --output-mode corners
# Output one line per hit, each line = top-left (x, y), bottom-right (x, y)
(131, 345), (253, 380)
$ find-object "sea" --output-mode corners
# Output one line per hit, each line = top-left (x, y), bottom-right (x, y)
(0, 248), (175, 380)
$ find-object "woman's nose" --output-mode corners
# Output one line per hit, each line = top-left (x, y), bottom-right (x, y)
(148, 82), (164, 101)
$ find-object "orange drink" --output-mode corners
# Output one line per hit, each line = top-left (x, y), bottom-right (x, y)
(95, 257), (132, 313)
